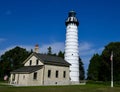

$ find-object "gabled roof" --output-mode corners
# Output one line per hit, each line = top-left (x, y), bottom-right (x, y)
(23, 52), (71, 67)
(36, 53), (71, 66)
(11, 65), (43, 74)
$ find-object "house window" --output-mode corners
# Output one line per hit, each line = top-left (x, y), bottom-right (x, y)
(12, 74), (15, 81)
(36, 59), (39, 65)
(63, 71), (66, 78)
(33, 72), (37, 80)
(29, 60), (32, 66)
(56, 70), (59, 78)
(23, 75), (25, 79)
(48, 70), (51, 78)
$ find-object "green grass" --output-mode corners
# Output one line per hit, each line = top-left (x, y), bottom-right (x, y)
(0, 83), (120, 92)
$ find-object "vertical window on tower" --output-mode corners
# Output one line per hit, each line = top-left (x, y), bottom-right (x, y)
(29, 60), (32, 66)
(56, 70), (59, 78)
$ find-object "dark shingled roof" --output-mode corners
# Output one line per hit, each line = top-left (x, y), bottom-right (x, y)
(34, 53), (71, 67)
(11, 65), (43, 74)
(11, 53), (70, 74)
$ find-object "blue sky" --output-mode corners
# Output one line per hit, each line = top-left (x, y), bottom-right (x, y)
(0, 0), (120, 74)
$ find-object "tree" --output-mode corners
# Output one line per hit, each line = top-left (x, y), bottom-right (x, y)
(87, 54), (102, 81)
(79, 58), (85, 80)
(47, 46), (57, 56)
(0, 46), (30, 79)
(101, 42), (120, 81)
(58, 51), (64, 58)
(47, 46), (52, 55)
(87, 42), (120, 81)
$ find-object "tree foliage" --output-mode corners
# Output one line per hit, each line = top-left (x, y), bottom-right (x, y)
(79, 58), (85, 80)
(47, 46), (52, 55)
(87, 42), (120, 81)
(0, 46), (31, 79)
(58, 51), (64, 58)
(87, 54), (102, 81)
(47, 46), (56, 56)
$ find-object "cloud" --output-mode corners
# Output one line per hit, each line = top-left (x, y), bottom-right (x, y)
(79, 42), (93, 56)
(5, 10), (12, 15)
(0, 38), (6, 43)
(79, 41), (104, 75)
(0, 45), (34, 56)
(79, 42), (93, 51)
(79, 41), (103, 57)
(0, 42), (65, 56)
(40, 42), (65, 54)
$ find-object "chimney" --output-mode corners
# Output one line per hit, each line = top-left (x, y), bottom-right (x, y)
(34, 44), (39, 53)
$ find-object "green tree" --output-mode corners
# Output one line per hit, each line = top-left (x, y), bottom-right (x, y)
(101, 42), (120, 81)
(47, 46), (57, 56)
(58, 51), (64, 58)
(0, 46), (30, 79)
(87, 42), (120, 81)
(47, 46), (52, 55)
(79, 58), (85, 80)
(87, 54), (102, 81)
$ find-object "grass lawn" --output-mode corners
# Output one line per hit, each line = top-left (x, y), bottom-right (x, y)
(0, 83), (120, 92)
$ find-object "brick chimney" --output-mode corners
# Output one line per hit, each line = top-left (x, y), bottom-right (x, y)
(34, 44), (39, 53)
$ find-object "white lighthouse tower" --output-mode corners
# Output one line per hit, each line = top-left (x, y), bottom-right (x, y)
(65, 11), (79, 83)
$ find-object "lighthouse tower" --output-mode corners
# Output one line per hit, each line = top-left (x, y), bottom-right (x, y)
(65, 11), (79, 83)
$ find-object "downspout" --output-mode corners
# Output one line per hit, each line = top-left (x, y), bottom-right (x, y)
(42, 65), (45, 85)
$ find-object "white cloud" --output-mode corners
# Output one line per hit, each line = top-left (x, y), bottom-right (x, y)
(0, 45), (34, 56)
(79, 42), (93, 51)
(79, 41), (103, 57)
(79, 41), (104, 75)
(40, 42), (65, 54)
(0, 42), (65, 56)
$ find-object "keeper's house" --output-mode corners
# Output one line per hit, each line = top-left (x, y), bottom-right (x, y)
(10, 52), (70, 86)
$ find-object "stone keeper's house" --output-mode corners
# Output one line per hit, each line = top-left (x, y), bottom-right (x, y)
(10, 51), (70, 86)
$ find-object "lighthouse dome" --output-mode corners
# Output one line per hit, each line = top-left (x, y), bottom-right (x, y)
(65, 11), (79, 26)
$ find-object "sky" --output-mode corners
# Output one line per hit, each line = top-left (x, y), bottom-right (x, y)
(0, 0), (120, 75)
